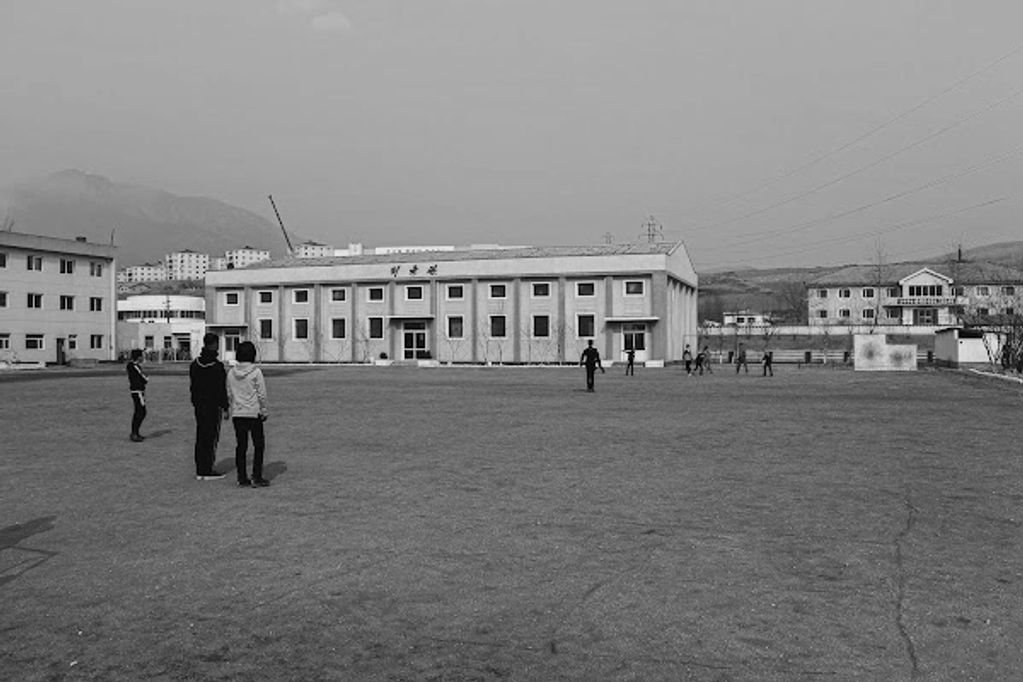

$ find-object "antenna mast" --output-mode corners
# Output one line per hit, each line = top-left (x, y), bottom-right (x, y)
(267, 194), (295, 255)
(639, 215), (664, 243)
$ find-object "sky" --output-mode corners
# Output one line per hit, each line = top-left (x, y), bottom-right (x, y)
(2, 0), (1022, 271)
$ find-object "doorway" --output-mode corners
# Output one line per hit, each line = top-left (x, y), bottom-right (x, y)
(622, 323), (648, 362)
(56, 338), (66, 365)
(403, 321), (428, 359)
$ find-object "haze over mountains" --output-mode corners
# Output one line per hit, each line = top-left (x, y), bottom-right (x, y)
(0, 170), (290, 265)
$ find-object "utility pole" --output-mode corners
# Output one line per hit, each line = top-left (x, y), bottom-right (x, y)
(639, 215), (663, 243)
(267, 195), (295, 255)
(603, 232), (614, 245)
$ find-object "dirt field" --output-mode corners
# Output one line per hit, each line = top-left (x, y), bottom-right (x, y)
(2, 364), (1022, 681)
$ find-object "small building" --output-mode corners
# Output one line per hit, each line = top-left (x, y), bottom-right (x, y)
(116, 294), (206, 359)
(294, 241), (334, 259)
(117, 262), (167, 283)
(722, 310), (770, 326)
(0, 231), (117, 363)
(933, 327), (1001, 369)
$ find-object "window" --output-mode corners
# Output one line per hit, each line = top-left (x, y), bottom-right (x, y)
(144, 335), (155, 349)
(447, 316), (464, 338)
(533, 315), (550, 337)
(0, 252), (6, 267)
(978, 307), (990, 316)
(368, 287), (384, 302)
(862, 309), (875, 319)
(293, 318), (309, 339)
(90, 262), (103, 277)
(60, 295), (74, 310)
(839, 309), (851, 318)
(577, 314), (595, 337)
(1002, 286), (1016, 296)
(886, 308), (901, 319)
(886, 287), (901, 298)
(163, 336), (173, 350)
(1007, 308), (1015, 317)
(258, 319), (273, 339)
(406, 285), (423, 300)
(90, 297), (103, 312)
(817, 310), (828, 319)
(489, 284), (506, 299)
(225, 292), (240, 305)
(976, 286), (990, 296)
(0, 291), (9, 307)
(331, 288), (346, 302)
(368, 317), (383, 338)
(736, 317), (746, 324)
(224, 331), (240, 352)
(951, 286), (965, 296)
(861, 288), (875, 298)
(293, 289), (309, 304)
(817, 289), (828, 298)
(446, 284), (464, 300)
(258, 291), (274, 304)
(90, 334), (103, 349)
(577, 282), (595, 297)
(624, 281), (644, 296)
(490, 315), (507, 337)
(0, 334), (9, 350)
(68, 335), (77, 350)
(907, 285), (943, 297)
(60, 258), (75, 274)
(27, 293), (42, 308)
(26, 334), (44, 350)
(532, 282), (550, 297)
(838, 289), (851, 298)
(26, 255), (42, 271)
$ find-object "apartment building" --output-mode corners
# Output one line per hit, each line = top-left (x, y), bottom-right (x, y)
(165, 249), (209, 281)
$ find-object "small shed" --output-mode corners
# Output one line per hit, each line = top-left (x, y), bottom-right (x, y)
(933, 327), (1001, 369)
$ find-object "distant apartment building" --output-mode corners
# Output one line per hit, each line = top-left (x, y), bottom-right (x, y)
(116, 294), (206, 359)
(0, 231), (117, 363)
(225, 246), (270, 270)
(165, 250), (209, 281)
(117, 262), (167, 283)
(722, 310), (771, 326)
(294, 241), (334, 258)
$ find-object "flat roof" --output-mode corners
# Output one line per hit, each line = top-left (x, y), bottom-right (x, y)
(0, 230), (117, 259)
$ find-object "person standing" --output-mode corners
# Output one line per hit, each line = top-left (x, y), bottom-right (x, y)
(735, 343), (749, 374)
(702, 345), (714, 374)
(579, 339), (605, 392)
(762, 350), (774, 377)
(189, 333), (228, 481)
(683, 344), (694, 376)
(625, 347), (635, 376)
(227, 341), (270, 487)
(126, 349), (148, 442)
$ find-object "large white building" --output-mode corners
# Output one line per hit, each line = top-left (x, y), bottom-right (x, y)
(225, 246), (271, 270)
(116, 294), (206, 359)
(0, 231), (117, 363)
(205, 243), (698, 364)
(117, 262), (167, 283)
(165, 250), (210, 281)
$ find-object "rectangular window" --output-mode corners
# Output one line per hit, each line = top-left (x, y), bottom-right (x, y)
(862, 309), (875, 319)
(532, 282), (550, 297)
(163, 336), (173, 350)
(331, 288), (346, 302)
(368, 317), (384, 338)
(258, 319), (273, 339)
(817, 310), (828, 319)
(886, 308), (900, 319)
(90, 334), (103, 349)
(489, 284), (506, 299)
(26, 334), (44, 350)
(0, 333), (9, 349)
(0, 252), (6, 267)
(68, 335), (78, 350)
(1002, 286), (1016, 296)
(577, 314), (595, 337)
(331, 318), (346, 339)
(225, 292), (240, 305)
(490, 315), (507, 337)
(27, 293), (42, 308)
(447, 316), (464, 338)
(293, 318), (309, 339)
(60, 295), (74, 310)
(886, 287), (901, 298)
(624, 281), (644, 296)
(839, 309), (851, 318)
(446, 284), (464, 300)
(818, 289), (828, 298)
(144, 335), (155, 349)
(293, 289), (309, 304)
(0, 291), (6, 307)
(406, 285), (423, 300)
(577, 282), (595, 297)
(90, 262), (103, 277)
(258, 290), (274, 304)
(60, 258), (75, 274)
(908, 285), (943, 297)
(368, 287), (384, 302)
(533, 315), (550, 337)
(838, 289), (851, 298)
(978, 307), (990, 316)
(26, 255), (42, 271)
(90, 297), (103, 312)
(861, 288), (875, 298)
(1007, 308), (1015, 317)
(976, 286), (990, 296)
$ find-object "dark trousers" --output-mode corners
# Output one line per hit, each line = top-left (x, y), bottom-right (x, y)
(233, 417), (265, 482)
(625, 361), (634, 376)
(763, 362), (773, 376)
(585, 367), (596, 391)
(193, 406), (222, 476)
(130, 392), (146, 436)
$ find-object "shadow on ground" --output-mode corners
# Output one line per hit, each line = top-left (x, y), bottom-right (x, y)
(0, 516), (58, 588)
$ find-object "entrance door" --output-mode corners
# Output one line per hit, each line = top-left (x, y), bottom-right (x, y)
(623, 323), (648, 362)
(913, 308), (937, 326)
(403, 321), (428, 359)
(56, 338), (66, 365)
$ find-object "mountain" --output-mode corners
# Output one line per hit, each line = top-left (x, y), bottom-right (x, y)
(0, 170), (291, 265)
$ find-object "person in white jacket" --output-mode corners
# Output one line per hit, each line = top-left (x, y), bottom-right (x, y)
(226, 341), (270, 487)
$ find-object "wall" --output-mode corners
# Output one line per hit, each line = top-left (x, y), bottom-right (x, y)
(853, 334), (917, 371)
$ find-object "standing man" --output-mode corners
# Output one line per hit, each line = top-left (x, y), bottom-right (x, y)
(126, 349), (148, 442)
(625, 347), (635, 376)
(761, 350), (774, 377)
(735, 343), (749, 374)
(579, 339), (605, 392)
(189, 333), (228, 481)
(683, 344), (694, 376)
(702, 345), (714, 374)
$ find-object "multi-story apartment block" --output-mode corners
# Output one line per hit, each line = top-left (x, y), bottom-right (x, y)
(225, 246), (270, 270)
(205, 243), (698, 364)
(807, 261), (1023, 327)
(117, 262), (167, 283)
(294, 241), (334, 259)
(0, 231), (117, 363)
(165, 249), (209, 281)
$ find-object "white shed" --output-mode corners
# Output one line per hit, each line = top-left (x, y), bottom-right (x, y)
(933, 327), (1001, 368)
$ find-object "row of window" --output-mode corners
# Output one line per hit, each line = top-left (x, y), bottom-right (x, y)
(817, 285), (1016, 299)
(227, 280), (647, 306)
(117, 310), (206, 320)
(251, 314), (600, 341)
(0, 333), (104, 351)
(817, 309), (892, 320)
(0, 293), (103, 311)
(0, 253), (106, 276)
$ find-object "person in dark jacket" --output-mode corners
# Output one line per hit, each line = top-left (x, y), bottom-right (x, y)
(579, 339), (605, 392)
(189, 333), (228, 480)
(126, 349), (148, 442)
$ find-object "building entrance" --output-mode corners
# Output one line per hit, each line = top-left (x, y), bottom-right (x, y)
(912, 308), (938, 326)
(623, 323), (648, 362)
(403, 321), (429, 359)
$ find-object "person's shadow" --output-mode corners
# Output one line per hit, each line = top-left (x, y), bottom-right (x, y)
(213, 459), (288, 482)
(0, 516), (58, 587)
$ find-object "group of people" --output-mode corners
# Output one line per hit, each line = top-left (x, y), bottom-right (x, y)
(681, 345), (717, 376)
(126, 333), (271, 487)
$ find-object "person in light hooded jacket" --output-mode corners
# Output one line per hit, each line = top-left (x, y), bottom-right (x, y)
(226, 341), (270, 487)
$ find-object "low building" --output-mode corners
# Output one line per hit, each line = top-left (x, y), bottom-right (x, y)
(722, 310), (770, 326)
(116, 294), (206, 359)
(294, 241), (334, 259)
(0, 231), (117, 363)
(204, 243), (698, 364)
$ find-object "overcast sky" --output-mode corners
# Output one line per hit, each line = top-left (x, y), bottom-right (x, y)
(2, 1), (1022, 270)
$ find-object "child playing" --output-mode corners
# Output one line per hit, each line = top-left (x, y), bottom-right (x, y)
(226, 341), (270, 487)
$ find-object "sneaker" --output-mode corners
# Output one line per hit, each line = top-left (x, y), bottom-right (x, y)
(196, 472), (226, 481)
(238, 478), (252, 487)
(130, 434), (145, 442)
(252, 478), (270, 487)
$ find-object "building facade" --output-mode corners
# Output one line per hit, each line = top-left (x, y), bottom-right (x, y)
(205, 243), (698, 364)
(225, 246), (271, 270)
(117, 262), (167, 283)
(116, 294), (206, 359)
(0, 231), (117, 363)
(294, 241), (334, 259)
(165, 250), (209, 281)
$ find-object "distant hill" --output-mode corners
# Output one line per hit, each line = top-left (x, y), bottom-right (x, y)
(0, 170), (291, 265)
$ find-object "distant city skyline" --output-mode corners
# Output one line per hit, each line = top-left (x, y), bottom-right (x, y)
(2, 1), (1022, 270)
